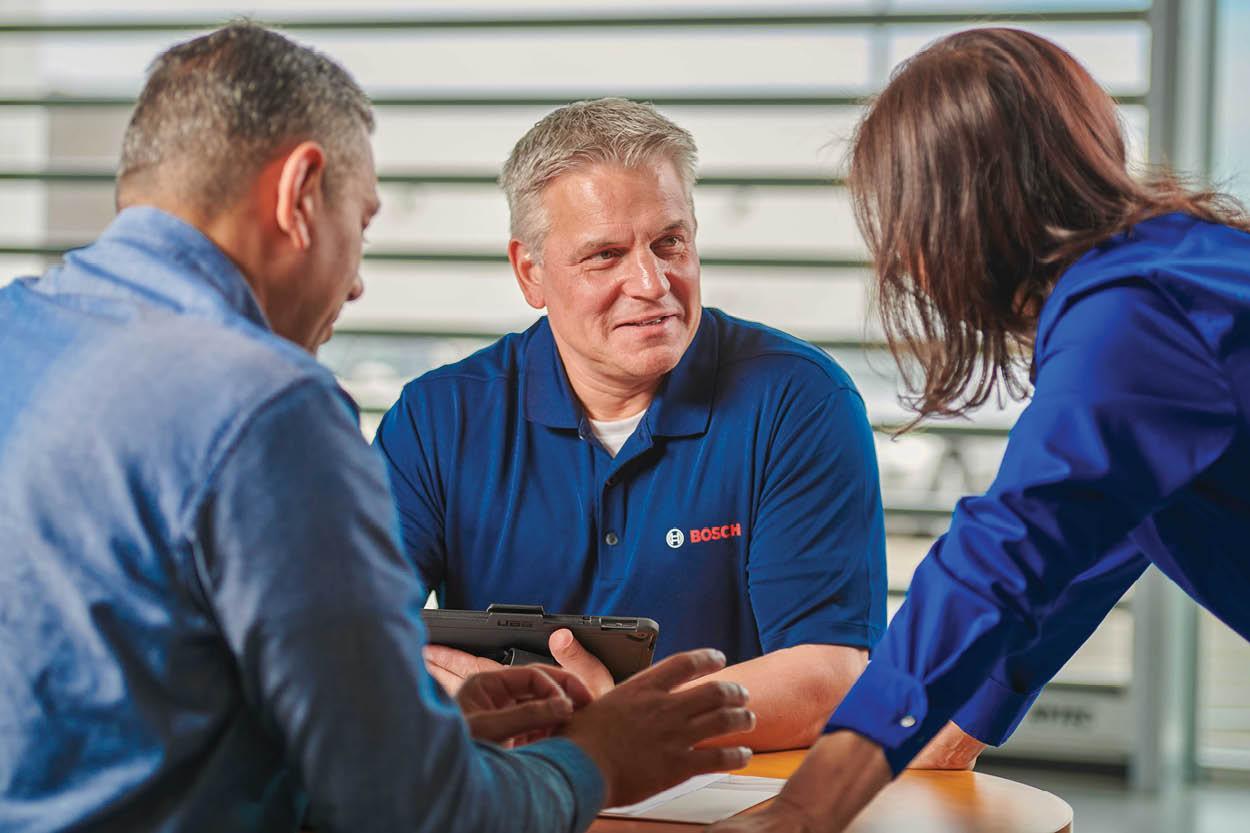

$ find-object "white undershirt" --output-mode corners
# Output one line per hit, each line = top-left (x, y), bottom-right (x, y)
(587, 410), (647, 457)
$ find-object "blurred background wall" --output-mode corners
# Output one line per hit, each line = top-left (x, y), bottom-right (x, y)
(0, 0), (1246, 791)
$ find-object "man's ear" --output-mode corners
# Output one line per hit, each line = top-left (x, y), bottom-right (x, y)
(275, 141), (327, 251)
(509, 238), (546, 310)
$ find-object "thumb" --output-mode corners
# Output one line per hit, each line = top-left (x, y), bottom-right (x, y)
(549, 629), (615, 697)
(466, 697), (574, 744)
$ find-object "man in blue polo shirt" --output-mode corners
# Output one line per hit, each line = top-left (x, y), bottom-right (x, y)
(374, 98), (888, 750)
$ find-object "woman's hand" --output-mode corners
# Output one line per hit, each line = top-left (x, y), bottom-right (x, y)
(908, 721), (986, 770)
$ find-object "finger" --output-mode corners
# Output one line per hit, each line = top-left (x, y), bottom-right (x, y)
(466, 698), (575, 744)
(467, 666), (570, 708)
(684, 707), (757, 742)
(549, 629), (615, 697)
(619, 648), (727, 693)
(528, 663), (595, 708)
(669, 680), (750, 718)
(424, 645), (504, 679)
(675, 745), (753, 778)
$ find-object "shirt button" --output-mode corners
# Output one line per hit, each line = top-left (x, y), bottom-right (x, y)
(604, 532), (620, 546)
(899, 715), (917, 729)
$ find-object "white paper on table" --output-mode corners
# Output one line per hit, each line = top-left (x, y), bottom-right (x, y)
(600, 774), (785, 823)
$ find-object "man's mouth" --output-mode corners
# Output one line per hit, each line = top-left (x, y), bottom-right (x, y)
(618, 313), (677, 329)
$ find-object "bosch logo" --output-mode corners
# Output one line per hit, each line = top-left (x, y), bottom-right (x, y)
(690, 523), (743, 543)
(666, 522), (743, 548)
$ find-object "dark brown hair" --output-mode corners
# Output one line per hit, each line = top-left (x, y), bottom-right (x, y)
(849, 27), (1249, 426)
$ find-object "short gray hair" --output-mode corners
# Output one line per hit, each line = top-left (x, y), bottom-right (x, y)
(118, 22), (374, 211)
(499, 98), (698, 252)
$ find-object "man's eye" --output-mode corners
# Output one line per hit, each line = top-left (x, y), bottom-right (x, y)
(593, 250), (618, 260)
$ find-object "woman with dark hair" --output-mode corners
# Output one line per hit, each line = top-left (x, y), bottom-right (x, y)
(711, 27), (1250, 832)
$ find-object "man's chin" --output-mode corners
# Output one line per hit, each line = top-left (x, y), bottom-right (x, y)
(299, 329), (332, 357)
(613, 346), (685, 381)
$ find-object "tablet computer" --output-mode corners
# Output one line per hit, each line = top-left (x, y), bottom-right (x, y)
(421, 604), (659, 683)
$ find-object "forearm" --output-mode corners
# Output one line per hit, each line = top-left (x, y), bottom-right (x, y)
(682, 644), (867, 751)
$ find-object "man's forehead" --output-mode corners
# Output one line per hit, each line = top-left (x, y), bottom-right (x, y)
(543, 163), (693, 231)
(570, 216), (690, 242)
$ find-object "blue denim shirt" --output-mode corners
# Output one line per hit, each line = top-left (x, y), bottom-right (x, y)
(0, 207), (603, 832)
(827, 213), (1250, 772)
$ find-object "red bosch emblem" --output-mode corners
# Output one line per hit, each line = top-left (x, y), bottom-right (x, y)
(688, 522), (743, 544)
(665, 522), (744, 548)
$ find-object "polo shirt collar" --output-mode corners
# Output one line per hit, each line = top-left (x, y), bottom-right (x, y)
(521, 311), (717, 438)
(58, 205), (270, 332)
(647, 310), (716, 438)
(522, 318), (583, 429)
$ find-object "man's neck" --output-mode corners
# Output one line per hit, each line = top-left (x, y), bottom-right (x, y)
(569, 374), (656, 421)
(555, 354), (658, 421)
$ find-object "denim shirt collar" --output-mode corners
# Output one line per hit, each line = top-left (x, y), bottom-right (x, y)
(55, 205), (270, 332)
(521, 311), (716, 438)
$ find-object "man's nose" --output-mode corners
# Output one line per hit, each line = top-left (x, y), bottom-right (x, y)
(347, 274), (365, 303)
(625, 249), (670, 299)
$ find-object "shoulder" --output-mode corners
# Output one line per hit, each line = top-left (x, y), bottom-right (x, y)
(150, 316), (339, 409)
(134, 320), (358, 473)
(396, 325), (534, 402)
(706, 308), (861, 399)
(1041, 214), (1250, 348)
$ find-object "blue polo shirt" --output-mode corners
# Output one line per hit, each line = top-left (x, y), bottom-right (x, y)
(827, 213), (1250, 773)
(374, 308), (887, 664)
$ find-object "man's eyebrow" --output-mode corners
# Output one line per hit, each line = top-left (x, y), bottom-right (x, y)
(572, 220), (691, 256)
(574, 236), (626, 256)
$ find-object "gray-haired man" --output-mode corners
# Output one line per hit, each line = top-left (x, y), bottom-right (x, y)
(376, 98), (888, 751)
(0, 25), (753, 833)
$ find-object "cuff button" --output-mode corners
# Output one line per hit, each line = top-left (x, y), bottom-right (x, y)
(899, 715), (917, 728)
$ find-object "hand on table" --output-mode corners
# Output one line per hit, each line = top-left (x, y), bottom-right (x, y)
(700, 796), (819, 832)
(908, 721), (986, 770)
(455, 665), (593, 748)
(706, 731), (891, 833)
(561, 648), (756, 808)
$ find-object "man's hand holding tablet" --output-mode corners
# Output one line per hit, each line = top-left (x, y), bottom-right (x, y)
(426, 628), (615, 698)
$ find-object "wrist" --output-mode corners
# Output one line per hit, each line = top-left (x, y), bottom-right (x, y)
(777, 731), (892, 828)
(562, 730), (617, 805)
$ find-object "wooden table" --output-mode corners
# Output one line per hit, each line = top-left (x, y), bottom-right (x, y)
(591, 750), (1073, 832)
